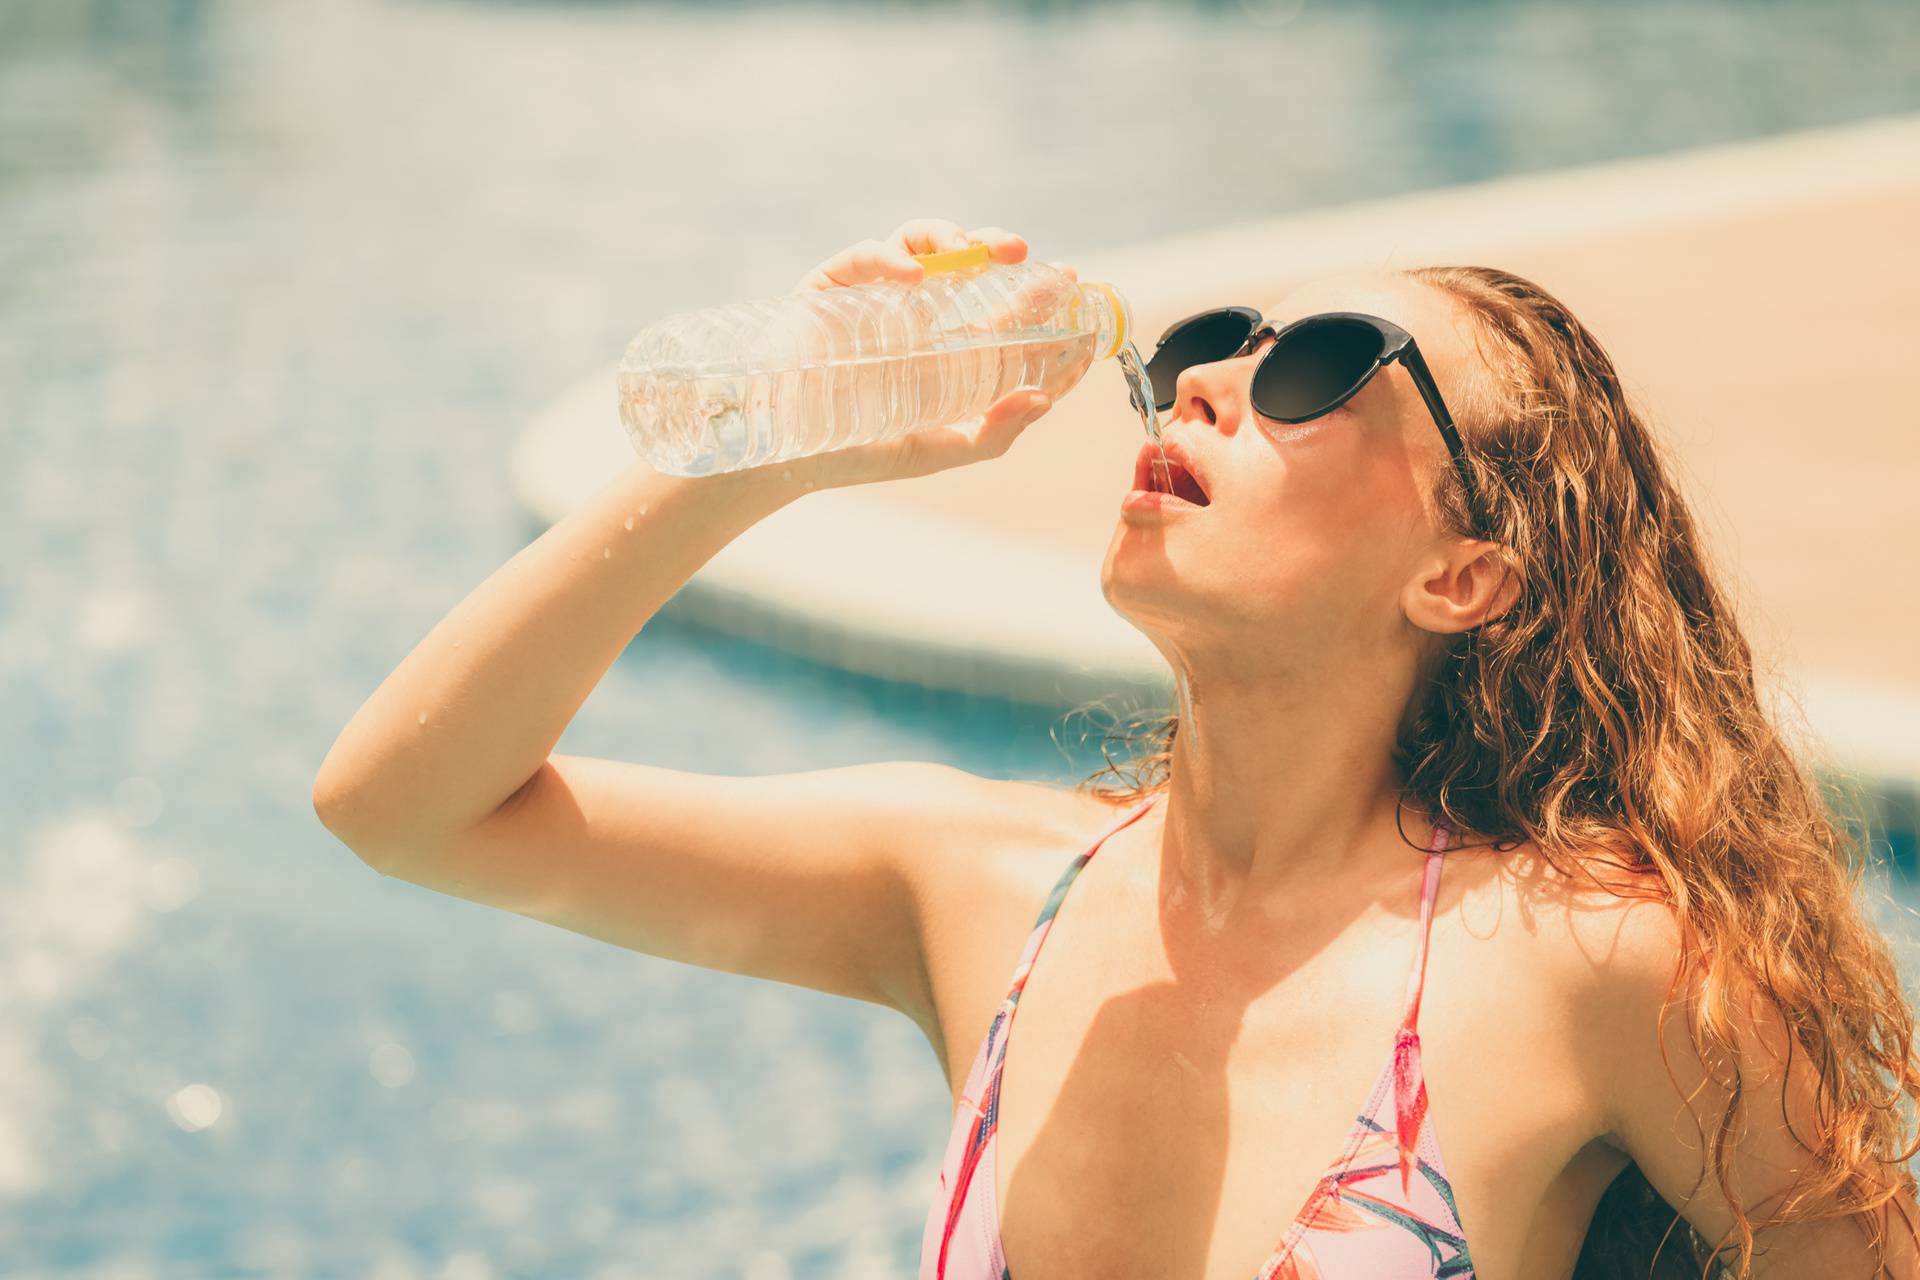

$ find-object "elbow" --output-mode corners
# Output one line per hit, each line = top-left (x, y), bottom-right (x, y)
(312, 751), (547, 877)
(311, 769), (416, 877)
(311, 756), (370, 845)
(311, 767), (354, 841)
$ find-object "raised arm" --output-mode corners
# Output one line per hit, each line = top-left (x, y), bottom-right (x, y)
(312, 219), (1078, 1040)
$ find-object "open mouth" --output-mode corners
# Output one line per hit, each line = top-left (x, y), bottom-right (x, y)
(1133, 443), (1211, 507)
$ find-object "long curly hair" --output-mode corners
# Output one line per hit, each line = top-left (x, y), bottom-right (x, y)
(1071, 264), (1920, 1276)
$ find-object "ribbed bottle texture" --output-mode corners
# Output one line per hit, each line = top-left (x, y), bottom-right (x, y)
(616, 262), (1130, 476)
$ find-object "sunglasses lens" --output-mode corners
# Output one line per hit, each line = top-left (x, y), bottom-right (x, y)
(1252, 318), (1385, 420)
(1146, 311), (1256, 410)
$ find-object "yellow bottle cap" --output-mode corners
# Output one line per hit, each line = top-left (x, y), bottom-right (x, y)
(1082, 280), (1129, 360)
(909, 242), (1129, 361)
(911, 241), (993, 275)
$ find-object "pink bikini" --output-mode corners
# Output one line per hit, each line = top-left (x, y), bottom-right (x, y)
(919, 793), (1476, 1279)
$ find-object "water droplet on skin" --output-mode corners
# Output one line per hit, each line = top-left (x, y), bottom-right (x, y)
(638, 503), (648, 516)
(802, 481), (814, 490)
(417, 712), (428, 725)
(623, 516), (634, 531)
(781, 468), (792, 480)
(602, 547), (610, 559)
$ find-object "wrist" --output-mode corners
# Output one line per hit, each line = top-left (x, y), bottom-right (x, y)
(724, 452), (842, 499)
(674, 456), (824, 514)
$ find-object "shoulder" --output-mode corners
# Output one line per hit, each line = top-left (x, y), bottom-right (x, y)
(1441, 832), (1687, 1089)
(883, 767), (1147, 1084)
(1443, 828), (1683, 988)
(866, 762), (1146, 917)
(1433, 834), (1698, 1173)
(1477, 840), (1753, 1150)
(857, 761), (1139, 856)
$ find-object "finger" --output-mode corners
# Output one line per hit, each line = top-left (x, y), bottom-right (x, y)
(799, 238), (922, 291)
(989, 387), (1050, 424)
(888, 216), (973, 257)
(826, 238), (922, 286)
(879, 388), (1049, 478)
(966, 226), (1029, 264)
(975, 389), (1051, 456)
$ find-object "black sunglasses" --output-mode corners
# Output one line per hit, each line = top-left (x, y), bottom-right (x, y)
(1143, 307), (1484, 533)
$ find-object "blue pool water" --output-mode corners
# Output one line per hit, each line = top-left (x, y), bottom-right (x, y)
(4, 1), (1919, 1275)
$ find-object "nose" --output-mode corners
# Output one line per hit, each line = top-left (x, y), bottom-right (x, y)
(1166, 335), (1273, 431)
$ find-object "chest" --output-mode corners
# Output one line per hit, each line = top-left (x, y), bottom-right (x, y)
(929, 860), (1611, 1280)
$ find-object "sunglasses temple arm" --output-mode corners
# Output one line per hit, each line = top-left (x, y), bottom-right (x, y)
(1400, 345), (1487, 533)
(1396, 343), (1451, 431)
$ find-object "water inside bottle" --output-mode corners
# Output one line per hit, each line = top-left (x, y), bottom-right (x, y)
(623, 325), (1175, 480)
(627, 328), (1106, 474)
(1116, 340), (1171, 489)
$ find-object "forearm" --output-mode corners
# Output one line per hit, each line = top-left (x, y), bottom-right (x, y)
(313, 459), (805, 860)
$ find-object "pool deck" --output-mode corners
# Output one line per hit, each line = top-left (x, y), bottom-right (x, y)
(513, 113), (1920, 785)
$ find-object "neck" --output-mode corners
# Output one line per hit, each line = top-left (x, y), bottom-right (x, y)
(1152, 652), (1440, 925)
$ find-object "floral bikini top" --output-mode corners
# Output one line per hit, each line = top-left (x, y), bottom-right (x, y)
(918, 794), (1477, 1279)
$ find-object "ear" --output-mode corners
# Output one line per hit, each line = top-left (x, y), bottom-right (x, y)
(1401, 540), (1520, 635)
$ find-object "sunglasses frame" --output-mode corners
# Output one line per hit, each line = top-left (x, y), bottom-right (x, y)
(1148, 306), (1486, 535)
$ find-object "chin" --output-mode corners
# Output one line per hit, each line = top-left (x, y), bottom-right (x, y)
(1099, 542), (1188, 622)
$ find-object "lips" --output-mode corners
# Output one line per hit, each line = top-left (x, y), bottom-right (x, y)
(1132, 438), (1211, 507)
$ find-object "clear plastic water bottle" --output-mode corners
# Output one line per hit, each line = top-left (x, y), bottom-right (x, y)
(616, 242), (1133, 476)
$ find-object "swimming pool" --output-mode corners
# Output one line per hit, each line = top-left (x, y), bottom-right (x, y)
(4, 1), (1918, 1274)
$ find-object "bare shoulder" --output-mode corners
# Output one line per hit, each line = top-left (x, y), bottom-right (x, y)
(1430, 831), (1687, 1163)
(904, 766), (1145, 929)
(894, 767), (1143, 1086)
(1438, 831), (1686, 1110)
(1448, 830), (1683, 992)
(900, 763), (1133, 857)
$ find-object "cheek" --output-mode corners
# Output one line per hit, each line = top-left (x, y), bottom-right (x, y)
(1227, 441), (1419, 597)
(1241, 426), (1377, 538)
(1213, 489), (1346, 602)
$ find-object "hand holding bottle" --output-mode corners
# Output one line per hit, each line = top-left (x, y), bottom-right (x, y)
(779, 218), (1089, 491)
(616, 216), (1124, 484)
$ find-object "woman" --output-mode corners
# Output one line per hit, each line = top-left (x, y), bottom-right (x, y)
(315, 218), (1920, 1278)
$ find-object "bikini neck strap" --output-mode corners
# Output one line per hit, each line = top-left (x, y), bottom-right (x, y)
(1400, 818), (1455, 1030)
